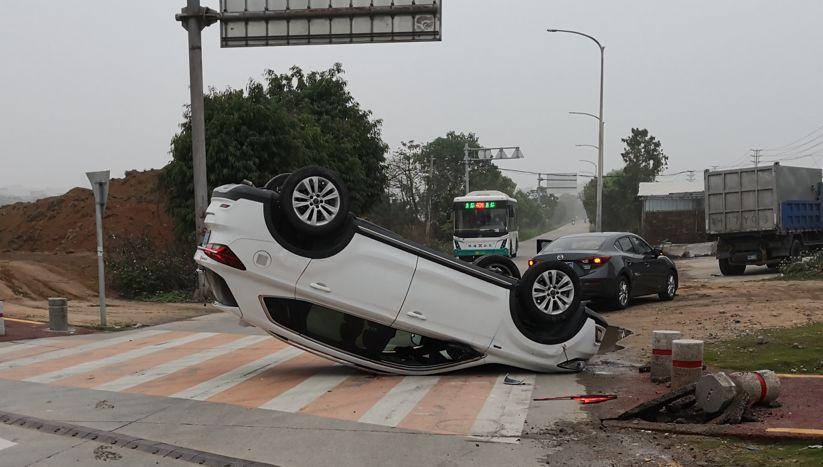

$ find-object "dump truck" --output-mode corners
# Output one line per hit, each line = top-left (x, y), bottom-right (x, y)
(704, 163), (823, 275)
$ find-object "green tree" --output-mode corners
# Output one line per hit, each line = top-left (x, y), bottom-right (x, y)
(582, 128), (668, 232)
(163, 64), (388, 238)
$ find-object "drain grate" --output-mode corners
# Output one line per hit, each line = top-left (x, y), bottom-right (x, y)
(0, 410), (277, 466)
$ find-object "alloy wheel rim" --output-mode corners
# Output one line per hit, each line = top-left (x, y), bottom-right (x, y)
(531, 269), (574, 315)
(292, 176), (340, 227)
(667, 275), (676, 296)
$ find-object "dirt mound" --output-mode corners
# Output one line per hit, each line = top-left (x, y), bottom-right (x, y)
(0, 169), (175, 252)
(0, 254), (96, 301)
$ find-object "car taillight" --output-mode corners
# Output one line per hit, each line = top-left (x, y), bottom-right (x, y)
(579, 256), (610, 269)
(201, 244), (246, 270)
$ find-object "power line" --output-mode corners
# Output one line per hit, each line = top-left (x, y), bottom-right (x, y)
(751, 148), (763, 167)
(761, 123), (823, 153)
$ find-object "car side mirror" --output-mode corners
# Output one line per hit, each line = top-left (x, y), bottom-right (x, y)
(649, 248), (662, 258)
(536, 238), (552, 253)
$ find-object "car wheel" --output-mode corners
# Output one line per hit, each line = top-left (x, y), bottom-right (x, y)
(281, 166), (350, 236)
(264, 173), (291, 193)
(790, 239), (803, 258)
(658, 271), (677, 301)
(610, 275), (631, 310)
(473, 255), (522, 279)
(718, 258), (746, 276)
(517, 261), (581, 323)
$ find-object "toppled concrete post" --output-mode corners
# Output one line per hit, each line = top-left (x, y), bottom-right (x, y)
(48, 298), (69, 332)
(671, 339), (703, 389)
(651, 330), (681, 382)
(729, 370), (781, 406)
(696, 372), (737, 414)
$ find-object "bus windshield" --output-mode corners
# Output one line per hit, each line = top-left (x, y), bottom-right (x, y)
(455, 203), (509, 235)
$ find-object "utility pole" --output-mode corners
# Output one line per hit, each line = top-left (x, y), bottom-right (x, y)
(686, 170), (696, 183)
(750, 148), (763, 167)
(176, 1), (218, 300)
(463, 144), (470, 194)
(426, 154), (434, 240)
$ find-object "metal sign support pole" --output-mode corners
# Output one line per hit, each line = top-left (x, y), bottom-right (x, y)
(93, 184), (107, 327)
(463, 144), (470, 194)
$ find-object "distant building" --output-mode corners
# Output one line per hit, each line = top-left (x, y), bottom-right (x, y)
(638, 180), (706, 244)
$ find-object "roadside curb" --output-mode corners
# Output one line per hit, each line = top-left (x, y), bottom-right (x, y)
(602, 419), (823, 441)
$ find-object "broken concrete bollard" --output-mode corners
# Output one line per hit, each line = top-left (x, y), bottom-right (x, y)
(671, 339), (704, 389)
(696, 372), (737, 414)
(651, 330), (682, 382)
(48, 297), (69, 332)
(729, 370), (781, 406)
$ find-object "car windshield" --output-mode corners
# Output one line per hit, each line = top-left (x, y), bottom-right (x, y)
(455, 206), (508, 234)
(541, 236), (605, 252)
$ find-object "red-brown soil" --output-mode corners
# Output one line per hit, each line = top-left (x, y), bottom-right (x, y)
(0, 169), (174, 253)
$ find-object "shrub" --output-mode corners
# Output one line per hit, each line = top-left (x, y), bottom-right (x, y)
(779, 249), (823, 279)
(106, 236), (196, 300)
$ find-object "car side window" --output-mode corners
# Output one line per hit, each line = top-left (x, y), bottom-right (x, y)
(614, 241), (623, 252)
(631, 236), (653, 255)
(617, 237), (635, 253)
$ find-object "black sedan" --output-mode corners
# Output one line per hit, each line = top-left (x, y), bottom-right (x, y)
(528, 233), (678, 309)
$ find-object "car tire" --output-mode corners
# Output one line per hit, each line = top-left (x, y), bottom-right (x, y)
(473, 255), (522, 279)
(609, 275), (631, 310)
(264, 173), (291, 193)
(790, 239), (803, 258)
(281, 166), (350, 236)
(658, 270), (677, 301)
(718, 258), (746, 276)
(517, 261), (581, 323)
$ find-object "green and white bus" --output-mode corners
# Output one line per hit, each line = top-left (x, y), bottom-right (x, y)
(453, 191), (519, 261)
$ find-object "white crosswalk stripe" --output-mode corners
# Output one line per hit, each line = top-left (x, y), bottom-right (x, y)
(358, 376), (440, 427)
(0, 330), (169, 371)
(24, 333), (216, 384)
(470, 373), (536, 442)
(0, 437), (16, 451)
(170, 346), (304, 401)
(260, 367), (349, 413)
(93, 335), (269, 392)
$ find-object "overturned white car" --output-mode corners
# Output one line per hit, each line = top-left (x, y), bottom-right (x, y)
(194, 166), (611, 375)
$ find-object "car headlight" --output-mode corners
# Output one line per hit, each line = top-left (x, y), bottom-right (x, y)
(453, 240), (460, 250)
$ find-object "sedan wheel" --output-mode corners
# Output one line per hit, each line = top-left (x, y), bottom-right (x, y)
(281, 166), (351, 236)
(610, 276), (630, 310)
(518, 261), (581, 323)
(658, 272), (677, 301)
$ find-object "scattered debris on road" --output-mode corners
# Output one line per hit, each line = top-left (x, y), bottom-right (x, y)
(534, 394), (617, 405)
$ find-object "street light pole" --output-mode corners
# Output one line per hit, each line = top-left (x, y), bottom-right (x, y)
(426, 154), (434, 240)
(548, 28), (606, 232)
(463, 143), (470, 194)
(177, 1), (218, 300)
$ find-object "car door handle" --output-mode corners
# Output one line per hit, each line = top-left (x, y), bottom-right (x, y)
(310, 282), (331, 293)
(406, 311), (427, 321)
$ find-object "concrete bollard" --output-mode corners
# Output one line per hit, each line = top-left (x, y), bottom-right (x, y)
(651, 330), (682, 382)
(696, 372), (737, 414)
(729, 370), (781, 406)
(0, 300), (5, 336)
(48, 297), (69, 332)
(671, 339), (704, 389)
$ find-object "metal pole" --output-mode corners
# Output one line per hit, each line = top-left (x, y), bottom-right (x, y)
(596, 45), (605, 233)
(426, 154), (434, 240)
(94, 186), (107, 327)
(463, 143), (470, 194)
(183, 0), (209, 300)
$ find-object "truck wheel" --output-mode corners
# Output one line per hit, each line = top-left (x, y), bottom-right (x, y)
(281, 166), (350, 236)
(790, 240), (803, 258)
(473, 255), (521, 279)
(719, 258), (746, 276)
(517, 261), (580, 323)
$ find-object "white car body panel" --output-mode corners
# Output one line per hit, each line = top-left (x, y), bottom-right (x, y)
(295, 235), (417, 326)
(396, 257), (507, 350)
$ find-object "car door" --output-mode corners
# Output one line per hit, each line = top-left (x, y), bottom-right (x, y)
(395, 257), (509, 351)
(295, 234), (418, 326)
(617, 236), (651, 295)
(632, 236), (668, 291)
(630, 236), (663, 293)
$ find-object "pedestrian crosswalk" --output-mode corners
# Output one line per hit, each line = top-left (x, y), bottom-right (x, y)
(0, 437), (15, 452)
(0, 330), (536, 440)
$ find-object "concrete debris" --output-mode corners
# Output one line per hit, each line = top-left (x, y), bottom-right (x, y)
(756, 335), (769, 345)
(728, 370), (781, 406)
(695, 372), (737, 414)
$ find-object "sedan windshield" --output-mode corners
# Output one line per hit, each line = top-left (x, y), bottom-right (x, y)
(541, 236), (605, 252)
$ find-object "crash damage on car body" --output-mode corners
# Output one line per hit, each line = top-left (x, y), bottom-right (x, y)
(194, 166), (620, 375)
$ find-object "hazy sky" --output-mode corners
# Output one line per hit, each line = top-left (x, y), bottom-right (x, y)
(2, 0), (822, 193)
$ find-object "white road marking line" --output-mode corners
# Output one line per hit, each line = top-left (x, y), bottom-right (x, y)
(0, 437), (16, 451)
(171, 346), (304, 401)
(94, 335), (269, 392)
(24, 333), (216, 384)
(470, 373), (535, 441)
(358, 376), (440, 427)
(259, 368), (350, 413)
(0, 330), (169, 371)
